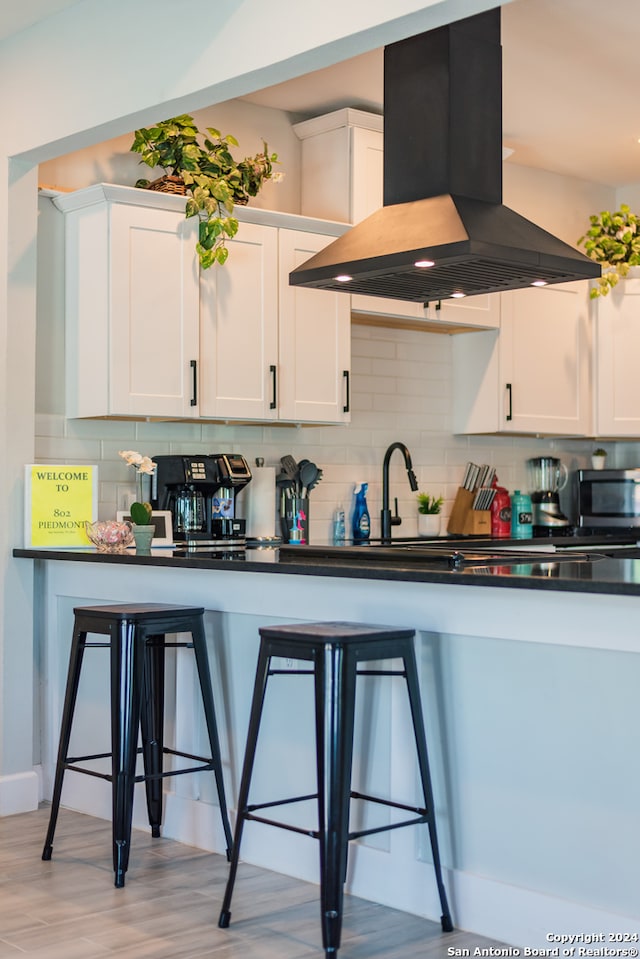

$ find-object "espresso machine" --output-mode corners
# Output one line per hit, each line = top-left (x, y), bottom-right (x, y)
(151, 454), (252, 546)
(527, 456), (572, 536)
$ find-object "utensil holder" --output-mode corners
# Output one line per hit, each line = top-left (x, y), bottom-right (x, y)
(280, 496), (309, 544)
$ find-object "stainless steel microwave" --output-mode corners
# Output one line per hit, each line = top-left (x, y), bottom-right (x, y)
(577, 468), (640, 528)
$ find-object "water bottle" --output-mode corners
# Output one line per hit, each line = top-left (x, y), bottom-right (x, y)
(511, 490), (533, 539)
(333, 505), (346, 544)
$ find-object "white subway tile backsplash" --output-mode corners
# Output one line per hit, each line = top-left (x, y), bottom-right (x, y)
(35, 436), (102, 461)
(34, 413), (65, 438)
(35, 324), (598, 535)
(136, 422), (205, 443)
(354, 374), (397, 395)
(355, 338), (397, 360)
(67, 418), (137, 441)
(351, 355), (374, 375)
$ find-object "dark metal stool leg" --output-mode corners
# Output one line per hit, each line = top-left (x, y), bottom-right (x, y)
(218, 641), (272, 928)
(191, 619), (234, 860)
(315, 643), (357, 958)
(402, 640), (453, 932)
(111, 618), (145, 887)
(141, 633), (165, 838)
(42, 622), (87, 861)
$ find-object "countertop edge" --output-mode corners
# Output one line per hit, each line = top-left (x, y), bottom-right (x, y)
(12, 547), (640, 598)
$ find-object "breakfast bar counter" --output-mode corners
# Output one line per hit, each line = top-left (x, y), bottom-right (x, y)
(13, 543), (640, 948)
(14, 536), (640, 596)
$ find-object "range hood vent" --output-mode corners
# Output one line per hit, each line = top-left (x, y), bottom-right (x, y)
(289, 9), (600, 302)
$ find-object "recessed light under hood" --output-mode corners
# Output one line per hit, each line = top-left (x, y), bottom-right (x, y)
(289, 9), (600, 302)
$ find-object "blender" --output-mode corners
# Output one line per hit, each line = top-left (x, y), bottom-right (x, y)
(527, 456), (571, 536)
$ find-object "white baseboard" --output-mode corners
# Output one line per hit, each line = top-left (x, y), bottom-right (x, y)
(52, 784), (640, 946)
(0, 770), (40, 816)
(448, 868), (640, 948)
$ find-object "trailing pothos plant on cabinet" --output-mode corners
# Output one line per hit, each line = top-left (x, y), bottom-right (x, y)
(131, 114), (281, 268)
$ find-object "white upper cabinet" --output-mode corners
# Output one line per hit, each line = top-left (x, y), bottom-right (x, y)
(60, 185), (200, 419)
(199, 223), (350, 424)
(199, 221), (279, 420)
(593, 275), (640, 436)
(277, 230), (351, 424)
(295, 109), (384, 226)
(294, 108), (499, 332)
(57, 184), (350, 425)
(423, 293), (501, 330)
(453, 282), (591, 436)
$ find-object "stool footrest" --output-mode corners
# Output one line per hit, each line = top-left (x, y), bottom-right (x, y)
(243, 790), (430, 842)
(245, 813), (318, 838)
(350, 790), (429, 816)
(64, 747), (218, 784)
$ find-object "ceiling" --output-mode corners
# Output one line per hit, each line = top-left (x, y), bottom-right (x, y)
(238, 0), (640, 189)
(0, 0), (82, 41)
(4, 0), (639, 188)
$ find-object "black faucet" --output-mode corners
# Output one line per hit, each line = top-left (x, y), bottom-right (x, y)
(381, 442), (419, 542)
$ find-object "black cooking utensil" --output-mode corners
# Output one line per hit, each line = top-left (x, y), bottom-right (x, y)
(299, 461), (320, 496)
(305, 467), (323, 494)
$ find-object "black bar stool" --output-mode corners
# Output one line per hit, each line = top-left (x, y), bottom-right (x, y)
(42, 603), (233, 887)
(218, 621), (453, 957)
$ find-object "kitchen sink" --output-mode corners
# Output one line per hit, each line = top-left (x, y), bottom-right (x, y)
(280, 543), (601, 569)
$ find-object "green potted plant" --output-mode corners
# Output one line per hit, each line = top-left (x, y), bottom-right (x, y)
(591, 448), (607, 470)
(130, 114), (280, 268)
(577, 205), (640, 298)
(119, 450), (156, 550)
(416, 492), (443, 537)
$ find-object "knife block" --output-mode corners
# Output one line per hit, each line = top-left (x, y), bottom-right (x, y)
(447, 487), (492, 535)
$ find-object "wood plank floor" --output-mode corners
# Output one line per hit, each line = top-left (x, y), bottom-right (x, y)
(0, 806), (509, 958)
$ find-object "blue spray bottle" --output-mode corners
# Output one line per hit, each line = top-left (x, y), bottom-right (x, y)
(352, 483), (371, 542)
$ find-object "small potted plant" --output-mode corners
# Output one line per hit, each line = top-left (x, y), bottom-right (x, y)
(416, 492), (443, 537)
(130, 114), (281, 269)
(591, 448), (607, 471)
(119, 450), (157, 551)
(577, 205), (640, 298)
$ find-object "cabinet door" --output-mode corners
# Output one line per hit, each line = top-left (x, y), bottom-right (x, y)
(199, 222), (278, 420)
(453, 282), (590, 435)
(424, 292), (500, 330)
(350, 126), (384, 225)
(595, 277), (640, 435)
(278, 230), (351, 424)
(110, 203), (199, 417)
(499, 282), (590, 435)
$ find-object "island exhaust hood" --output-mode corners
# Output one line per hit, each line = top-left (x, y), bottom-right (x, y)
(289, 9), (600, 302)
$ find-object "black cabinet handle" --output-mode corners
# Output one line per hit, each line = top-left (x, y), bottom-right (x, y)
(269, 364), (277, 410)
(190, 360), (197, 407)
(343, 369), (350, 413)
(505, 382), (513, 421)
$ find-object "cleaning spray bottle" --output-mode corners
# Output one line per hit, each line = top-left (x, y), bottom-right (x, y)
(352, 483), (371, 542)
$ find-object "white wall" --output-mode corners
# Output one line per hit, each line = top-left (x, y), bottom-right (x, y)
(39, 100), (303, 215)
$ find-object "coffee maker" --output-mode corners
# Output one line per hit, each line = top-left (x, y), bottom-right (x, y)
(527, 456), (572, 536)
(151, 454), (252, 546)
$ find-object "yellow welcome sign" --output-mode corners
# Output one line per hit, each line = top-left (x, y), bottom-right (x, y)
(25, 465), (98, 547)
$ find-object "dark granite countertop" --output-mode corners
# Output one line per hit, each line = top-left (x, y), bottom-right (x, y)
(13, 534), (640, 597)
